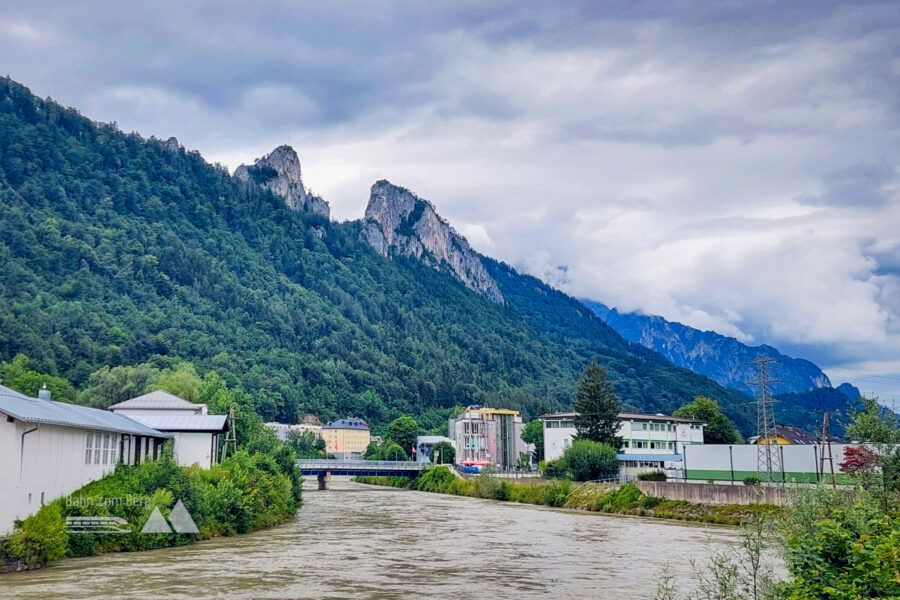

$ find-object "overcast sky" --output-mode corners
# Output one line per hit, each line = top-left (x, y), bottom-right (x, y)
(3, 1), (899, 401)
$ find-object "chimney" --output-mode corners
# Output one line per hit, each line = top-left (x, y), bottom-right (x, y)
(38, 383), (52, 401)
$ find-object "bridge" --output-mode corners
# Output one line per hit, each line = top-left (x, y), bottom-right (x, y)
(297, 459), (425, 489)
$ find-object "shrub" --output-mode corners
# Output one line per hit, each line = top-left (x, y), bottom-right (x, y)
(9, 444), (303, 567)
(743, 475), (761, 487)
(559, 440), (619, 481)
(415, 466), (456, 493)
(544, 480), (572, 507)
(539, 459), (565, 478)
(637, 470), (666, 481)
(6, 504), (68, 566)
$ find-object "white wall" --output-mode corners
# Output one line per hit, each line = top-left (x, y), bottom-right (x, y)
(171, 432), (215, 468)
(0, 421), (120, 534)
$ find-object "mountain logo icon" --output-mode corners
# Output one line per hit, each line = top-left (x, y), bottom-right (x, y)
(140, 500), (199, 534)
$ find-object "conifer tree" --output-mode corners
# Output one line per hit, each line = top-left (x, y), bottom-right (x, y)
(573, 359), (622, 448)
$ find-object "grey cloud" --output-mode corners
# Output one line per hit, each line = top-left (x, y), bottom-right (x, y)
(2, 0), (900, 394)
(800, 163), (898, 208)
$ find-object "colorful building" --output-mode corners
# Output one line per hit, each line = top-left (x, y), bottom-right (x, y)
(322, 417), (370, 459)
(449, 406), (531, 470)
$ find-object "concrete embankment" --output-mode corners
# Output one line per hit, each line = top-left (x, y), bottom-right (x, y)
(635, 481), (786, 506)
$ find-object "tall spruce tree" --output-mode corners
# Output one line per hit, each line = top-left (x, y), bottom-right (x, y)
(573, 359), (622, 448)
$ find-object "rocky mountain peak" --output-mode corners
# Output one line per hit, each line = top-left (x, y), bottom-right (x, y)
(363, 180), (503, 303)
(234, 145), (330, 219)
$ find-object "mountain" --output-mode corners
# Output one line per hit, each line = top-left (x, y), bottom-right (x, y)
(234, 145), (330, 219)
(363, 180), (504, 303)
(583, 300), (831, 396)
(0, 77), (782, 434)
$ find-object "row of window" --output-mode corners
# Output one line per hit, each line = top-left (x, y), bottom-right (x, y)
(547, 421), (702, 431)
(624, 440), (674, 450)
(85, 432), (118, 465)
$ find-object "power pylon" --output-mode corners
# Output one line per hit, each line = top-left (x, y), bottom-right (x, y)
(221, 404), (238, 461)
(748, 355), (783, 483)
(819, 411), (836, 489)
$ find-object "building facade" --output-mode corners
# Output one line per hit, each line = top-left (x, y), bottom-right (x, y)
(449, 407), (531, 470)
(0, 384), (169, 534)
(415, 435), (455, 464)
(109, 391), (227, 469)
(322, 417), (370, 459)
(265, 422), (323, 442)
(541, 411), (705, 477)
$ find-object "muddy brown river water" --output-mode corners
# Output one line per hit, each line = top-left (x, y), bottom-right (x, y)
(0, 480), (744, 599)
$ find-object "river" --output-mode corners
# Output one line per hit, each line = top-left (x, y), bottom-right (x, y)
(1, 480), (741, 599)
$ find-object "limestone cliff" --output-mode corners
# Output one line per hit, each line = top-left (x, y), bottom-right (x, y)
(363, 180), (503, 303)
(234, 145), (330, 219)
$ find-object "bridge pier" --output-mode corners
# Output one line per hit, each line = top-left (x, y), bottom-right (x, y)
(317, 472), (331, 490)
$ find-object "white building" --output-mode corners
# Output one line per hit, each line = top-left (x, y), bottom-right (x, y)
(109, 391), (227, 469)
(541, 411), (705, 477)
(415, 435), (455, 464)
(265, 422), (323, 442)
(0, 384), (169, 534)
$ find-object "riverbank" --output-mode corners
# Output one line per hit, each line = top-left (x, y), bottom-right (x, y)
(0, 479), (745, 599)
(1, 446), (302, 572)
(355, 468), (780, 526)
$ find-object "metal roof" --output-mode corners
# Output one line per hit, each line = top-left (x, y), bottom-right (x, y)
(130, 414), (227, 432)
(108, 390), (202, 411)
(541, 411), (704, 424)
(324, 417), (370, 430)
(0, 384), (170, 438)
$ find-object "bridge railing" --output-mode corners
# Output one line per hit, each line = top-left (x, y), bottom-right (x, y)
(297, 459), (423, 470)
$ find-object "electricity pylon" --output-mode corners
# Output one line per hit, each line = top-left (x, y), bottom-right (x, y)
(748, 355), (783, 483)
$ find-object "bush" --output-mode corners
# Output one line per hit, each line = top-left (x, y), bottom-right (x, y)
(9, 444), (303, 566)
(559, 440), (619, 481)
(637, 470), (666, 481)
(743, 475), (761, 487)
(5, 503), (68, 567)
(415, 466), (456, 493)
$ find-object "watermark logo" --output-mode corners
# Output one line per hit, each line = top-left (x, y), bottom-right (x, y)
(65, 516), (132, 534)
(64, 498), (198, 535)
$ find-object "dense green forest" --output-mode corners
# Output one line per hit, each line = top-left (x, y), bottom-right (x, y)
(0, 77), (768, 432)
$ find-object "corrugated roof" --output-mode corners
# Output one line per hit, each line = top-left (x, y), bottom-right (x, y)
(541, 411), (704, 424)
(130, 414), (227, 432)
(108, 390), (201, 411)
(0, 384), (169, 437)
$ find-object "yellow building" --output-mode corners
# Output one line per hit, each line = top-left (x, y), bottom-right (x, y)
(322, 417), (371, 458)
(752, 425), (816, 445)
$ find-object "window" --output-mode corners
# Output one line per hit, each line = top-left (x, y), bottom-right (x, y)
(85, 433), (94, 464)
(634, 441), (647, 449)
(102, 434), (110, 464)
(110, 436), (118, 464)
(632, 422), (646, 431)
(622, 441), (630, 448)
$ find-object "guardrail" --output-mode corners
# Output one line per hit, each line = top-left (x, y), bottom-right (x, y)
(296, 459), (423, 470)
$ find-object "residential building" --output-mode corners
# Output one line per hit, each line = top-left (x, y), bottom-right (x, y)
(415, 435), (455, 464)
(541, 411), (705, 477)
(749, 425), (817, 445)
(109, 391), (227, 469)
(265, 422), (323, 442)
(449, 406), (532, 470)
(322, 417), (370, 459)
(0, 384), (169, 534)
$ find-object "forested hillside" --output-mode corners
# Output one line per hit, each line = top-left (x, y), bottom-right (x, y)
(0, 78), (761, 431)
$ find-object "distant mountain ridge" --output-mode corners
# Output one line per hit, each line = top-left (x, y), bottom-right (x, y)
(583, 300), (831, 396)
